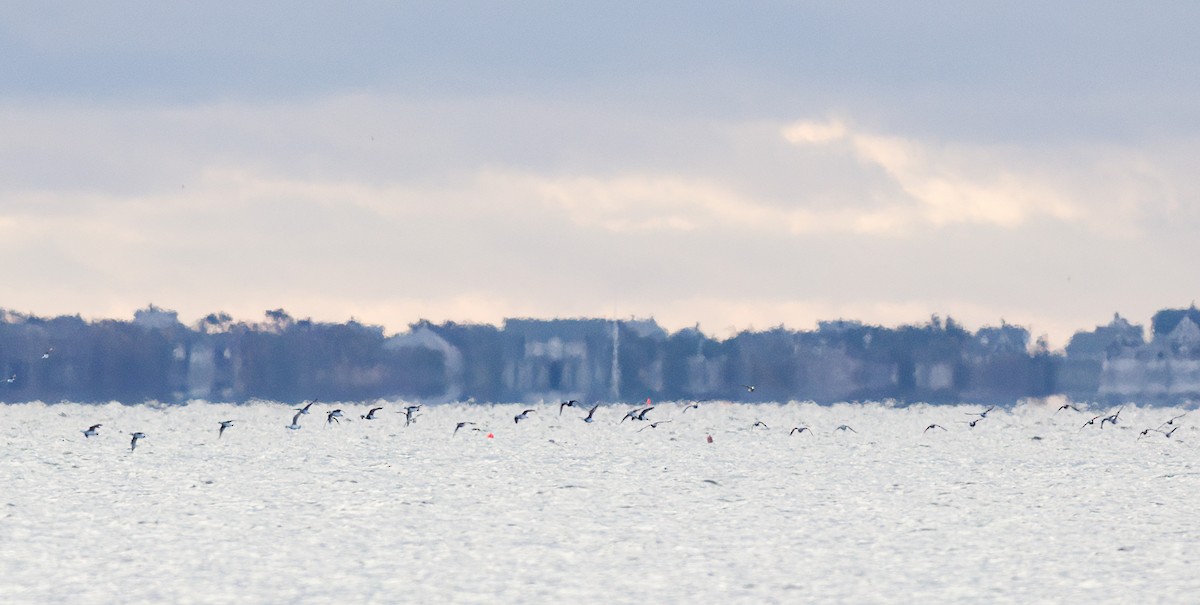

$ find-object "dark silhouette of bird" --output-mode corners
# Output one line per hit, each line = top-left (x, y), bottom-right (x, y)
(582, 403), (600, 423)
(514, 409), (535, 424)
(966, 418), (984, 428)
(130, 432), (146, 451)
(680, 402), (700, 413)
(835, 425), (857, 433)
(1158, 413), (1188, 429)
(559, 400), (579, 415)
(967, 406), (995, 419)
(634, 407), (654, 421)
(1056, 404), (1081, 413)
(637, 420), (671, 432)
(621, 407), (650, 423)
(1101, 407), (1124, 429)
(295, 399), (317, 415)
(1140, 426), (1181, 439)
(752, 420), (769, 429)
(401, 406), (421, 426)
(924, 423), (947, 433)
(82, 424), (101, 438)
(218, 420), (234, 439)
(361, 407), (383, 420)
(327, 409), (344, 425)
(789, 426), (810, 436)
(454, 421), (476, 435)
(287, 410), (303, 430)
(1081, 415), (1102, 430)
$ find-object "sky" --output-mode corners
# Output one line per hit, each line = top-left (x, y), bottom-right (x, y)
(2, 2), (1199, 347)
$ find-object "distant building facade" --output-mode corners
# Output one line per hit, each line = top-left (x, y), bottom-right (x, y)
(4, 304), (1200, 405)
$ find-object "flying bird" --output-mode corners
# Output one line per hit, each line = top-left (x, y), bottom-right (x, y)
(1056, 404), (1081, 413)
(514, 409), (535, 424)
(1100, 407), (1124, 429)
(741, 385), (756, 393)
(41, 347), (53, 359)
(634, 407), (655, 421)
(1081, 416), (1102, 430)
(967, 406), (995, 419)
(82, 424), (102, 438)
(287, 411), (304, 430)
(295, 399), (317, 415)
(637, 420), (672, 432)
(218, 420), (234, 439)
(361, 407), (383, 420)
(5, 374), (14, 383)
(1139, 426), (1181, 439)
(924, 424), (947, 433)
(582, 403), (600, 423)
(1158, 413), (1188, 429)
(400, 405), (422, 426)
(620, 407), (645, 423)
(789, 426), (810, 436)
(559, 400), (579, 415)
(680, 402), (700, 413)
(129, 432), (146, 451)
(327, 409), (344, 425)
(835, 425), (857, 433)
(454, 421), (476, 435)
(752, 420), (769, 429)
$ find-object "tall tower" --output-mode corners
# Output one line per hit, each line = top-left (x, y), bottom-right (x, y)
(609, 319), (621, 401)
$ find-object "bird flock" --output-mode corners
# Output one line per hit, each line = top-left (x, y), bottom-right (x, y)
(57, 389), (1194, 454)
(10, 344), (1193, 450)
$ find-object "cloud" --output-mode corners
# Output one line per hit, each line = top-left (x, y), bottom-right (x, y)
(783, 118), (1093, 232)
(783, 119), (849, 145)
(495, 169), (933, 236)
(0, 93), (1182, 242)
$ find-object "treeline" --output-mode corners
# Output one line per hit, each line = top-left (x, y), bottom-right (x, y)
(0, 306), (1070, 405)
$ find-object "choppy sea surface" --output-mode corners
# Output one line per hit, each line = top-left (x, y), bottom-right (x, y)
(2, 399), (1198, 604)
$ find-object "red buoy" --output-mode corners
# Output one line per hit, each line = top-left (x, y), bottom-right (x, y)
(706, 435), (713, 443)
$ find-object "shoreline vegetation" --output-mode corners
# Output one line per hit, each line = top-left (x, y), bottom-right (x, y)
(0, 305), (1197, 406)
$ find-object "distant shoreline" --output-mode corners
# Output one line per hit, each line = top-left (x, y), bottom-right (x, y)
(1, 305), (1198, 406)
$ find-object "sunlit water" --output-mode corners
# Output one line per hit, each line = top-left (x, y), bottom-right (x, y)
(2, 400), (1198, 604)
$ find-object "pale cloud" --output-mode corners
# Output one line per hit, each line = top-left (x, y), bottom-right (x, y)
(782, 119), (849, 145)
(0, 96), (1177, 243)
(783, 118), (1090, 232)
(499, 171), (921, 236)
(508, 172), (761, 232)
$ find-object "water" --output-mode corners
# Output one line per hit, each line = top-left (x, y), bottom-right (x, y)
(2, 400), (1197, 604)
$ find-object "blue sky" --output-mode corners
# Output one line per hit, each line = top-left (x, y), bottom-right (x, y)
(2, 2), (1199, 345)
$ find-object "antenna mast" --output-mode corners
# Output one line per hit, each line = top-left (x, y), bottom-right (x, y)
(610, 317), (621, 400)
